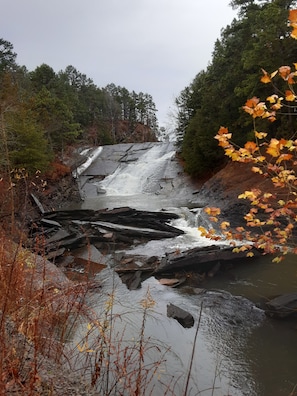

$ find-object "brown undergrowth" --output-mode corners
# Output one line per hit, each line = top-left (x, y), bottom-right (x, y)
(0, 223), (175, 394)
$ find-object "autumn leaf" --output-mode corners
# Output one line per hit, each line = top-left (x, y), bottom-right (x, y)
(244, 97), (259, 108)
(266, 138), (280, 157)
(279, 66), (291, 80)
(217, 126), (229, 135)
(261, 69), (271, 84)
(252, 166), (263, 174)
(276, 153), (293, 164)
(255, 131), (267, 139)
(285, 90), (296, 101)
(291, 27), (297, 40)
(289, 10), (297, 39)
(204, 207), (221, 216)
(272, 256), (284, 263)
(198, 226), (207, 237)
(266, 94), (279, 103)
(238, 190), (259, 200)
(244, 141), (258, 153)
(289, 9), (297, 24)
(220, 221), (230, 230)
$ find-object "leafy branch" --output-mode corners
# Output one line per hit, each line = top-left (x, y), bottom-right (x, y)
(201, 9), (297, 262)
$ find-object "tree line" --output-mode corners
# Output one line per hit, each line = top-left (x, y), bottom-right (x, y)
(0, 39), (158, 175)
(176, 0), (297, 177)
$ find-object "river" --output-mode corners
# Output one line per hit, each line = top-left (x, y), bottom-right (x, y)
(72, 142), (297, 396)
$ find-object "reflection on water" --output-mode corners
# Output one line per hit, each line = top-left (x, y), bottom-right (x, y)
(77, 269), (262, 395)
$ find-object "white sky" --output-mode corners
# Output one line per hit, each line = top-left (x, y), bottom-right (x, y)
(2, 0), (236, 127)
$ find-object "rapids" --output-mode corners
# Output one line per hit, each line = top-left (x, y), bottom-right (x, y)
(72, 142), (297, 396)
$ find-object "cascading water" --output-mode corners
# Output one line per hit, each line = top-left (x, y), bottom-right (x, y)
(73, 142), (297, 396)
(99, 144), (176, 195)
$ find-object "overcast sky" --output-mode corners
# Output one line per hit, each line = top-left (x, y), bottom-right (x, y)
(2, 1), (236, 127)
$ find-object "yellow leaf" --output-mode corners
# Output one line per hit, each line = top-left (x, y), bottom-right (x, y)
(252, 166), (263, 174)
(266, 94), (278, 103)
(263, 193), (273, 199)
(246, 252), (254, 257)
(238, 190), (257, 200)
(261, 69), (271, 84)
(266, 138), (280, 157)
(220, 221), (230, 230)
(272, 256), (284, 263)
(255, 131), (267, 139)
(204, 207), (221, 216)
(198, 226), (207, 236)
(270, 70), (278, 78)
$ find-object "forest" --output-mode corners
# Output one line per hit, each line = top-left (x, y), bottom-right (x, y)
(176, 0), (297, 176)
(0, 40), (158, 175)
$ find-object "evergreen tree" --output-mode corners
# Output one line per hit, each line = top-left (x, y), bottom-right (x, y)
(179, 0), (297, 176)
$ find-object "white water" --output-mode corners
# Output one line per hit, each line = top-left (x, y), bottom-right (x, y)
(74, 143), (268, 395)
(99, 145), (176, 196)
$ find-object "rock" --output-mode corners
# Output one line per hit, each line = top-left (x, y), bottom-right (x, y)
(265, 293), (297, 318)
(167, 303), (194, 328)
(72, 245), (108, 268)
(158, 278), (186, 287)
(30, 193), (45, 214)
(120, 271), (143, 290)
(40, 218), (62, 228)
(156, 245), (261, 274)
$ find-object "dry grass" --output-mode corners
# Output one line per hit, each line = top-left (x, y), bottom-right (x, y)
(0, 229), (177, 395)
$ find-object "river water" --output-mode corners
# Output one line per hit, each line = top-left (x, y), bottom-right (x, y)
(73, 142), (297, 396)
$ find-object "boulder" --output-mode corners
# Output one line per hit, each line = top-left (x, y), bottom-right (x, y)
(167, 303), (194, 328)
(265, 293), (297, 318)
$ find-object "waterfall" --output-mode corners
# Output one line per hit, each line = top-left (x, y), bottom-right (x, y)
(98, 144), (175, 196)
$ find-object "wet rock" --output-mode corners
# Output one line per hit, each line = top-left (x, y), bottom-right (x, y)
(72, 245), (108, 268)
(159, 278), (186, 287)
(30, 193), (45, 214)
(167, 303), (195, 328)
(156, 244), (261, 274)
(265, 293), (297, 318)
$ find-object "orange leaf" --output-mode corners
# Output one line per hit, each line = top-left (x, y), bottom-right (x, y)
(289, 9), (297, 24)
(287, 72), (297, 85)
(276, 153), (293, 164)
(291, 27), (297, 40)
(285, 90), (296, 101)
(279, 66), (291, 80)
(260, 69), (271, 84)
(244, 97), (259, 108)
(204, 207), (221, 216)
(244, 141), (257, 153)
(217, 126), (229, 135)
